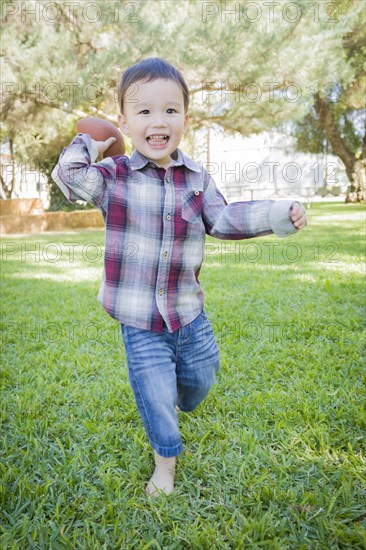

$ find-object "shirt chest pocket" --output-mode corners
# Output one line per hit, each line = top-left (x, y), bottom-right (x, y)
(181, 190), (203, 224)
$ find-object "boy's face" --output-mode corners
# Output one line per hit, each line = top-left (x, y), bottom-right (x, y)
(118, 78), (188, 169)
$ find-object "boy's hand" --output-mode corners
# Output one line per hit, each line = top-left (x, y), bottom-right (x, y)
(290, 202), (307, 230)
(93, 137), (117, 158)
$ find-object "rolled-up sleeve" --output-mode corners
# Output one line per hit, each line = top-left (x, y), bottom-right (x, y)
(202, 172), (300, 239)
(51, 133), (117, 213)
(268, 200), (301, 237)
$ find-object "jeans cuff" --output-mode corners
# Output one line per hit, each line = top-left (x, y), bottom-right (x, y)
(151, 440), (183, 458)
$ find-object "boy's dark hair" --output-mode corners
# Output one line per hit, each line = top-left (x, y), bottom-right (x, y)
(117, 57), (189, 114)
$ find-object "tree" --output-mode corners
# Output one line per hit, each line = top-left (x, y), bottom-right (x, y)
(0, 0), (140, 207)
(1, 0), (364, 205)
(290, 0), (365, 202)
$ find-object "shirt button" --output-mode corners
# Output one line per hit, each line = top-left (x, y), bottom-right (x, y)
(159, 289), (164, 295)
(166, 214), (171, 221)
(165, 177), (170, 183)
(164, 251), (168, 259)
(194, 190), (200, 196)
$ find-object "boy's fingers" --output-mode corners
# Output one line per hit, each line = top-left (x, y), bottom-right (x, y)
(290, 203), (300, 215)
(291, 211), (302, 221)
(290, 204), (304, 218)
(290, 203), (307, 228)
(105, 137), (116, 148)
(294, 219), (306, 228)
(95, 137), (116, 154)
(293, 214), (307, 228)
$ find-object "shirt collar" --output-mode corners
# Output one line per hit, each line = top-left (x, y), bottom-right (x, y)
(129, 148), (201, 173)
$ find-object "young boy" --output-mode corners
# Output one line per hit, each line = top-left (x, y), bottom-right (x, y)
(52, 57), (307, 497)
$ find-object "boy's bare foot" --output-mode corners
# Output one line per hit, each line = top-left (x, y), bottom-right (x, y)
(146, 451), (176, 497)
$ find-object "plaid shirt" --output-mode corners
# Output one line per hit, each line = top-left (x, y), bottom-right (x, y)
(52, 133), (299, 332)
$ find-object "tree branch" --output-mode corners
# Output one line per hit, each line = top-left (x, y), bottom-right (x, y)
(34, 98), (118, 123)
(57, 5), (98, 54)
(190, 81), (288, 97)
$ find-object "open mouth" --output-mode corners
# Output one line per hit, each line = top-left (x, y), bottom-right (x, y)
(147, 134), (169, 146)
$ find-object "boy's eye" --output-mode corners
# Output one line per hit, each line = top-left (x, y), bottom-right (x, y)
(166, 108), (177, 114)
(139, 109), (150, 115)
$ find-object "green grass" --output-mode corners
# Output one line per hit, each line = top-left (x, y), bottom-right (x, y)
(1, 202), (365, 549)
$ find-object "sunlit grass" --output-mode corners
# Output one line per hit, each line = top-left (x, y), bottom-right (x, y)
(1, 202), (365, 549)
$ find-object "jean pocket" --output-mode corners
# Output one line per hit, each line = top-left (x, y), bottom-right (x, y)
(181, 190), (203, 224)
(121, 323), (142, 342)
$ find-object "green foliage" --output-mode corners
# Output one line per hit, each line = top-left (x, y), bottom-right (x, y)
(1, 0), (365, 203)
(1, 203), (365, 548)
(291, 108), (364, 159)
(290, 0), (365, 175)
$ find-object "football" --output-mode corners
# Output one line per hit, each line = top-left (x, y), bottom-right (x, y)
(76, 117), (125, 158)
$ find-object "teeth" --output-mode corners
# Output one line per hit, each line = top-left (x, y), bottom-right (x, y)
(148, 135), (168, 139)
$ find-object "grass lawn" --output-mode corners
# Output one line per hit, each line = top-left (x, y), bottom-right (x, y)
(1, 202), (365, 549)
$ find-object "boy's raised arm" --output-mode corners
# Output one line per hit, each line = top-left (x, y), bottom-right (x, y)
(202, 172), (306, 239)
(51, 133), (117, 213)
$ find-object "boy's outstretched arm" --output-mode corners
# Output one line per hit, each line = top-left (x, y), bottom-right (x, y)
(202, 172), (307, 239)
(51, 134), (117, 213)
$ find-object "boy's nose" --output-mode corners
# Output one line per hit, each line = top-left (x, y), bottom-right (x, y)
(151, 115), (168, 127)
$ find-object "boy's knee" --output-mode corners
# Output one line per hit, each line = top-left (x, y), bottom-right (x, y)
(177, 383), (213, 412)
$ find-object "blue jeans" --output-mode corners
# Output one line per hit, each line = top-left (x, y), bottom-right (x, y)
(120, 310), (220, 457)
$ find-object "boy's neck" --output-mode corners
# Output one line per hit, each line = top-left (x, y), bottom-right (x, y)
(138, 148), (179, 170)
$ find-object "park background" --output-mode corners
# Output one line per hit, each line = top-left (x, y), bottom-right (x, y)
(1, 0), (365, 548)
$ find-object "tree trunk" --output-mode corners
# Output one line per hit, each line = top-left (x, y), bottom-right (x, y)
(0, 138), (16, 199)
(313, 93), (364, 202)
(348, 158), (366, 203)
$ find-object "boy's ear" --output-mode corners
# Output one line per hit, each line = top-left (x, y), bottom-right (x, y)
(118, 113), (129, 135)
(184, 114), (189, 133)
